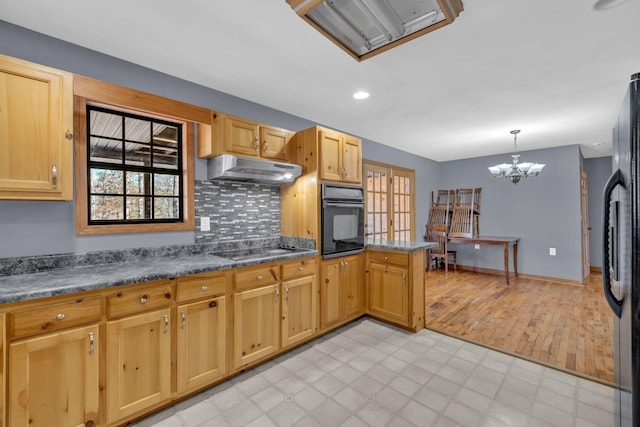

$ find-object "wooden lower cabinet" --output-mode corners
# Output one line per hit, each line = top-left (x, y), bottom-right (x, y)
(106, 309), (171, 424)
(9, 324), (99, 427)
(176, 296), (226, 394)
(281, 275), (317, 349)
(320, 254), (364, 330)
(233, 284), (280, 370)
(366, 249), (425, 331)
(368, 262), (409, 325)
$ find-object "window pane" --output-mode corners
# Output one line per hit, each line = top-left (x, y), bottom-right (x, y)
(154, 174), (179, 196)
(126, 172), (151, 195)
(90, 169), (123, 194)
(90, 137), (122, 164)
(126, 196), (151, 220)
(90, 110), (122, 138)
(125, 117), (151, 142)
(153, 144), (178, 170)
(154, 197), (180, 219)
(90, 195), (124, 220)
(124, 142), (152, 167)
(381, 173), (387, 192)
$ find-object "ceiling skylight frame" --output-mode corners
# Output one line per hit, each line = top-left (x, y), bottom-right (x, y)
(286, 0), (464, 61)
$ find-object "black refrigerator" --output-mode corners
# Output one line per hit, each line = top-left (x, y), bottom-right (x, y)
(603, 72), (640, 427)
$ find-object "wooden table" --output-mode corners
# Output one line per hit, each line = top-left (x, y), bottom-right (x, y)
(447, 236), (520, 285)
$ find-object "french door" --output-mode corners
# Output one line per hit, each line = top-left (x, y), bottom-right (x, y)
(364, 161), (415, 241)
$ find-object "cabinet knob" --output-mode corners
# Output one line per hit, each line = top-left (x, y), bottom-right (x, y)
(201, 285), (208, 291)
(56, 313), (65, 320)
(384, 256), (388, 260)
(298, 266), (304, 271)
(140, 295), (148, 304)
(257, 275), (263, 280)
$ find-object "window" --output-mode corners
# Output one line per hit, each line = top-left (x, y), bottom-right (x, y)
(364, 161), (415, 241)
(87, 106), (183, 224)
(74, 75), (207, 235)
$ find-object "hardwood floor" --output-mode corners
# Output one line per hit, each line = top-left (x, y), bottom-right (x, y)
(424, 269), (615, 383)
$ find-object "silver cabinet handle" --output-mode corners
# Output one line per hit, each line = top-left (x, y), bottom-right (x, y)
(163, 314), (169, 334)
(89, 332), (95, 355)
(140, 295), (148, 304)
(257, 275), (263, 280)
(298, 266), (304, 271)
(56, 313), (65, 320)
(275, 289), (280, 304)
(201, 285), (208, 291)
(52, 164), (57, 188)
(180, 311), (186, 329)
(344, 167), (348, 177)
(255, 137), (259, 152)
(263, 140), (269, 152)
(402, 273), (407, 284)
(284, 286), (289, 301)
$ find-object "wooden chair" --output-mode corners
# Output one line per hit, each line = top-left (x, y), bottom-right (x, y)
(425, 225), (457, 275)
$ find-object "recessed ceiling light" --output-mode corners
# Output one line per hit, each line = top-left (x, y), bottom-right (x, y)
(353, 91), (370, 100)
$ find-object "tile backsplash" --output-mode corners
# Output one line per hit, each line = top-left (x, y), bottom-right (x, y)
(195, 180), (281, 243)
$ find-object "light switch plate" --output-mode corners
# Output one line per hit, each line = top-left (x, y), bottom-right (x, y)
(200, 217), (210, 232)
(474, 244), (480, 249)
(549, 247), (556, 256)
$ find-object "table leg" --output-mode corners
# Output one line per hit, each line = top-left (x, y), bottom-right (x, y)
(503, 243), (510, 285)
(513, 242), (518, 277)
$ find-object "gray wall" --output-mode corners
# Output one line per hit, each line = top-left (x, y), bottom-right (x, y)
(584, 156), (612, 269)
(0, 21), (436, 258)
(440, 145), (584, 281)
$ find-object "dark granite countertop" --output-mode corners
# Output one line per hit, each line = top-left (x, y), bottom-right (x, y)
(365, 239), (437, 252)
(0, 241), (317, 305)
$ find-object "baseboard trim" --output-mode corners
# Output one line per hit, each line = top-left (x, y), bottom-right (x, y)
(455, 264), (583, 286)
(590, 266), (602, 274)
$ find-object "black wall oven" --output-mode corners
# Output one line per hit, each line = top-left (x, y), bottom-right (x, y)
(321, 183), (365, 259)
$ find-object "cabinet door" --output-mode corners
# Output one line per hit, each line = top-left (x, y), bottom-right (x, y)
(318, 129), (343, 182)
(9, 325), (99, 427)
(341, 135), (362, 184)
(368, 262), (409, 326)
(260, 125), (290, 161)
(0, 54), (73, 200)
(343, 256), (364, 320)
(106, 309), (171, 424)
(224, 116), (260, 157)
(177, 296), (226, 394)
(320, 259), (342, 330)
(282, 275), (317, 349)
(233, 284), (280, 370)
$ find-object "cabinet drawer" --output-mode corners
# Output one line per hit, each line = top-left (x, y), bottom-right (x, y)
(176, 272), (227, 302)
(235, 264), (280, 290)
(282, 258), (317, 280)
(106, 280), (174, 319)
(8, 296), (102, 340)
(368, 250), (409, 267)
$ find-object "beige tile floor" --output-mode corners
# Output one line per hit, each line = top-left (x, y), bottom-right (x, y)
(132, 319), (617, 427)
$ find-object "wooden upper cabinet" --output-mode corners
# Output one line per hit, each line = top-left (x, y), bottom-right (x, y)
(198, 112), (292, 162)
(0, 54), (73, 200)
(318, 128), (362, 184)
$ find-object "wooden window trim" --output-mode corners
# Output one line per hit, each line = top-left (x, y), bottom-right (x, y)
(364, 159), (416, 241)
(73, 76), (207, 235)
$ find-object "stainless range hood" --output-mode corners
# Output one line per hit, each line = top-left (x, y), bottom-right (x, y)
(207, 154), (302, 185)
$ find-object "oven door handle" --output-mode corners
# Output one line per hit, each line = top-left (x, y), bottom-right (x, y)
(323, 202), (364, 209)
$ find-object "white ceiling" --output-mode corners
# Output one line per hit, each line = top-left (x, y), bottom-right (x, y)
(1, 0), (639, 161)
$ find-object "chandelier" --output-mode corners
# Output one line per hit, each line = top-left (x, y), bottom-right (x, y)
(488, 130), (545, 184)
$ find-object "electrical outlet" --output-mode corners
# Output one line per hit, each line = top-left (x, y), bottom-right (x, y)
(549, 247), (556, 256)
(200, 217), (210, 232)
(474, 244), (480, 249)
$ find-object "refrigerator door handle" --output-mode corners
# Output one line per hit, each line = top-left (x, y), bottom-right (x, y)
(602, 168), (624, 318)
